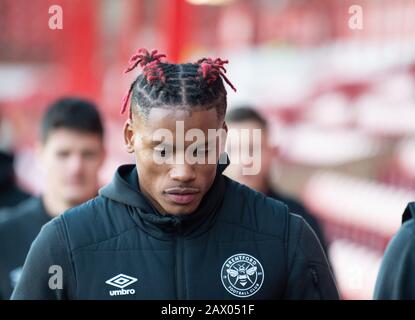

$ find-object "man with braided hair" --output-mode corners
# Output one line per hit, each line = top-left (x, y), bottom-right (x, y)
(12, 49), (338, 300)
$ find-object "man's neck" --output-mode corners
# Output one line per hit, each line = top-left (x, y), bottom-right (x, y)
(42, 192), (74, 218)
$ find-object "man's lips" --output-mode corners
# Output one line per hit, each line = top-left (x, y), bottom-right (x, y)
(163, 187), (200, 205)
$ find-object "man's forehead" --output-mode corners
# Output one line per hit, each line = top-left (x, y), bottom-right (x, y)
(148, 106), (219, 120)
(138, 107), (222, 131)
(44, 128), (102, 144)
(147, 107), (192, 122)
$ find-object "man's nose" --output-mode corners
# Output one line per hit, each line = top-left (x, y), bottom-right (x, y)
(169, 164), (196, 183)
(68, 154), (84, 173)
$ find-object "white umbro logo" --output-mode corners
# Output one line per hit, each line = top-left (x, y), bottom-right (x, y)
(106, 274), (137, 296)
(106, 274), (137, 288)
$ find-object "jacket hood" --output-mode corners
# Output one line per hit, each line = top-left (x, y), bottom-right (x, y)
(99, 155), (229, 238)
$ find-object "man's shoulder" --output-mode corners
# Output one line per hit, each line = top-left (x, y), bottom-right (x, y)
(0, 197), (47, 274)
(270, 192), (306, 215)
(402, 202), (415, 224)
(391, 202), (415, 248)
(374, 213), (415, 299)
(392, 218), (415, 246)
(220, 177), (300, 240)
(0, 197), (42, 228)
(0, 185), (30, 209)
(57, 195), (136, 251)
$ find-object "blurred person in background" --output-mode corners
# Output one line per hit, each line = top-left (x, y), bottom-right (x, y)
(224, 106), (329, 255)
(11, 49), (338, 300)
(374, 201), (415, 299)
(0, 106), (30, 212)
(0, 97), (105, 299)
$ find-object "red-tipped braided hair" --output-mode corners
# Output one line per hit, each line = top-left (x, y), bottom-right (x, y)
(121, 48), (236, 119)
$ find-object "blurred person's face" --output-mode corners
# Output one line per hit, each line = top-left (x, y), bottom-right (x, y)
(38, 128), (105, 206)
(124, 107), (227, 216)
(224, 120), (277, 194)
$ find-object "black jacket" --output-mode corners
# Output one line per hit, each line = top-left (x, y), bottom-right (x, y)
(0, 197), (51, 299)
(374, 202), (415, 299)
(267, 189), (328, 256)
(0, 151), (30, 212)
(11, 162), (338, 300)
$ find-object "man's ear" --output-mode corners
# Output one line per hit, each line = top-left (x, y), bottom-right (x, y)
(222, 121), (228, 133)
(219, 121), (228, 155)
(123, 119), (135, 154)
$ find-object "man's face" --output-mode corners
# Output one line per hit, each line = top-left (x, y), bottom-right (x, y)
(124, 107), (227, 216)
(39, 128), (105, 206)
(224, 120), (274, 193)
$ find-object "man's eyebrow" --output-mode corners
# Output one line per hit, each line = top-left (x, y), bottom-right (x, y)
(146, 137), (217, 147)
(148, 139), (173, 147)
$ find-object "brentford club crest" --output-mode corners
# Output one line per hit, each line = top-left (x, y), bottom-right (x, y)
(221, 253), (264, 298)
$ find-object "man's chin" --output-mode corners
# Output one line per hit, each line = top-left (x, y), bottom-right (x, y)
(160, 201), (202, 216)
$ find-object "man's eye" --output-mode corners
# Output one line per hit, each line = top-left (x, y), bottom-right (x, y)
(155, 148), (167, 157)
(193, 148), (208, 157)
(57, 151), (70, 158)
(83, 151), (97, 159)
